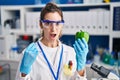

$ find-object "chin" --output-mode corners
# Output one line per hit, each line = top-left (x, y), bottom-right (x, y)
(50, 37), (58, 41)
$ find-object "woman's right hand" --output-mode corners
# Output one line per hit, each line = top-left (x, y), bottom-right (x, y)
(20, 42), (38, 75)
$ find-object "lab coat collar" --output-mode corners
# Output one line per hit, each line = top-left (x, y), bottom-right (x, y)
(37, 37), (62, 47)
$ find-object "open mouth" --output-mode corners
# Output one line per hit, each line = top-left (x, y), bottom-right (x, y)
(50, 34), (56, 38)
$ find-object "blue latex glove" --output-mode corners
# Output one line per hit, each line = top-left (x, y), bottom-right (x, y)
(73, 38), (88, 71)
(20, 42), (38, 74)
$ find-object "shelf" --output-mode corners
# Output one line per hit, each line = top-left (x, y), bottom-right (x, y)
(1, 6), (25, 34)
(111, 31), (120, 37)
(0, 6), (23, 10)
(0, 58), (20, 62)
(23, 3), (110, 12)
(23, 2), (111, 8)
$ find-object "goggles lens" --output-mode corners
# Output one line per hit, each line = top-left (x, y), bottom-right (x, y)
(41, 20), (64, 28)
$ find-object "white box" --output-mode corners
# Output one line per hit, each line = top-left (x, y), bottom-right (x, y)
(103, 11), (110, 33)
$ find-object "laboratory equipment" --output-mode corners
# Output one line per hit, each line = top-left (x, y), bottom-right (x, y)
(91, 63), (120, 80)
(0, 64), (11, 80)
(4, 18), (20, 29)
(17, 35), (33, 53)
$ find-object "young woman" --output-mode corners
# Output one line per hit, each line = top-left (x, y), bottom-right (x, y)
(16, 2), (88, 80)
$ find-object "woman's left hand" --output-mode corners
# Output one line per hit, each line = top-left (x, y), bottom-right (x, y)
(73, 38), (89, 71)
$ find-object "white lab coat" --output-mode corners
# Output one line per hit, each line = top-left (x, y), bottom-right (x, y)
(16, 40), (87, 80)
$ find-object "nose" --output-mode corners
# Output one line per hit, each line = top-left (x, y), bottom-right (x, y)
(51, 23), (56, 31)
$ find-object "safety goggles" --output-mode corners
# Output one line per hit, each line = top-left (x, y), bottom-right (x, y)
(41, 20), (64, 28)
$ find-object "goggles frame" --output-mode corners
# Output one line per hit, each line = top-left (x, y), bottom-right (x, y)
(40, 19), (64, 28)
(41, 19), (64, 23)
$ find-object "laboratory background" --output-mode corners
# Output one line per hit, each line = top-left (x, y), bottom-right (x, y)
(0, 0), (120, 80)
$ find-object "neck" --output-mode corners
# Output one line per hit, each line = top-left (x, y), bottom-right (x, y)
(41, 38), (58, 48)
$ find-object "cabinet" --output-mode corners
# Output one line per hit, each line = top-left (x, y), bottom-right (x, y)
(1, 6), (25, 33)
(0, 2), (120, 59)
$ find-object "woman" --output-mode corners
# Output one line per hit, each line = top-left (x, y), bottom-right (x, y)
(16, 2), (88, 80)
